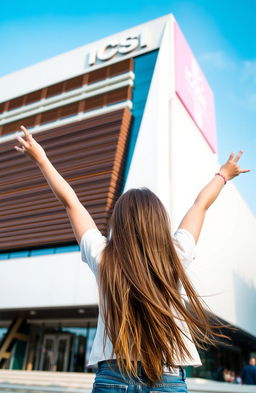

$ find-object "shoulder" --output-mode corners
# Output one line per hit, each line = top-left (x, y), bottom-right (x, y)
(80, 228), (107, 275)
(172, 228), (196, 269)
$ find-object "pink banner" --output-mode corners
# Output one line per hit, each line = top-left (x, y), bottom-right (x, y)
(174, 21), (217, 153)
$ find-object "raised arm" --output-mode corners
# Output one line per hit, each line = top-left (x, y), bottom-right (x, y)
(178, 151), (250, 244)
(14, 125), (97, 244)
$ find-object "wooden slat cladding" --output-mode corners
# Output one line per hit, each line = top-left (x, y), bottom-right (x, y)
(40, 108), (60, 124)
(2, 115), (38, 135)
(0, 58), (133, 115)
(65, 75), (84, 92)
(45, 82), (65, 98)
(25, 90), (42, 106)
(1, 86), (132, 135)
(0, 103), (5, 113)
(8, 96), (24, 111)
(0, 108), (131, 251)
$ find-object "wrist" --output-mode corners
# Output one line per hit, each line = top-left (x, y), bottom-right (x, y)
(35, 153), (48, 167)
(215, 172), (227, 185)
(219, 166), (232, 181)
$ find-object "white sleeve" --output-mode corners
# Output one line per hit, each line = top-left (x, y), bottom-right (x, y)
(80, 228), (107, 276)
(172, 228), (196, 269)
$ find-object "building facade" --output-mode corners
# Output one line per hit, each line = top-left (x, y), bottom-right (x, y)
(0, 15), (256, 379)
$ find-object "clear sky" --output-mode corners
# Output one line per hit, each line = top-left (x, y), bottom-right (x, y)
(1, 0), (255, 214)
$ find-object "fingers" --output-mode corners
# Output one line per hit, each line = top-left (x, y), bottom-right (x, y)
(228, 152), (235, 161)
(228, 150), (244, 162)
(20, 125), (32, 140)
(14, 146), (25, 153)
(15, 130), (29, 149)
(233, 150), (243, 163)
(225, 150), (251, 178)
(15, 132), (26, 146)
(239, 169), (251, 173)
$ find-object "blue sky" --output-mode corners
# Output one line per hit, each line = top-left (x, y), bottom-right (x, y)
(1, 0), (255, 213)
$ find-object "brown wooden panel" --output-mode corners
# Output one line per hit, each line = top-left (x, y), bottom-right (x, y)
(1, 120), (21, 135)
(88, 67), (108, 84)
(109, 58), (133, 77)
(1, 115), (37, 136)
(0, 109), (132, 251)
(0, 102), (6, 113)
(20, 115), (37, 128)
(64, 75), (84, 92)
(59, 102), (79, 118)
(40, 108), (59, 124)
(25, 90), (42, 105)
(46, 82), (65, 98)
(85, 95), (104, 111)
(105, 86), (131, 104)
(8, 96), (24, 111)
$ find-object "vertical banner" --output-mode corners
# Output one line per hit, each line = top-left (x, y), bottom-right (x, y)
(174, 21), (217, 153)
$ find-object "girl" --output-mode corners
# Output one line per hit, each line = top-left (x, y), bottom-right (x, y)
(14, 125), (250, 393)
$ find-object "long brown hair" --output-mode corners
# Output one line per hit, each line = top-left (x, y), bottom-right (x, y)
(99, 187), (229, 385)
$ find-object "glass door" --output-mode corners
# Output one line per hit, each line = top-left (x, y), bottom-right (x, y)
(39, 334), (71, 371)
(55, 335), (70, 371)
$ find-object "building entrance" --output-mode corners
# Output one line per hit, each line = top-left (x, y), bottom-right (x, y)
(39, 334), (71, 371)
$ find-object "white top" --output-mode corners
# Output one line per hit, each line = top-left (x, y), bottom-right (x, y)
(80, 227), (202, 369)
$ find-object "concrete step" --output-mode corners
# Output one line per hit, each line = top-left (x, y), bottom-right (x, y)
(0, 385), (90, 393)
(187, 378), (256, 393)
(0, 370), (95, 389)
(0, 371), (255, 393)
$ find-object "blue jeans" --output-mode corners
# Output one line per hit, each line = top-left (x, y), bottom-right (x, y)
(92, 360), (188, 393)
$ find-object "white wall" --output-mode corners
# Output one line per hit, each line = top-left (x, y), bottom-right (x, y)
(170, 95), (256, 337)
(123, 15), (174, 210)
(0, 252), (98, 309)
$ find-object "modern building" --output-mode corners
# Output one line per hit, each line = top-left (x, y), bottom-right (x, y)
(0, 14), (256, 379)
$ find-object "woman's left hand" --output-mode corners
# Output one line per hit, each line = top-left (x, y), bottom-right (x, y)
(14, 125), (47, 165)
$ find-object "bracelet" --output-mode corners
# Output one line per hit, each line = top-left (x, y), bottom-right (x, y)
(215, 172), (227, 185)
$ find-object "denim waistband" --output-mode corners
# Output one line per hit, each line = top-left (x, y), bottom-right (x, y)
(97, 359), (186, 381)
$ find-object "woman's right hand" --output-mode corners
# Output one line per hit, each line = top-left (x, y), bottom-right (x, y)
(14, 125), (47, 165)
(220, 151), (250, 181)
(178, 150), (251, 244)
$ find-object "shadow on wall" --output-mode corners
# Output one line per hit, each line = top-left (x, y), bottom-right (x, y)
(233, 270), (256, 337)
